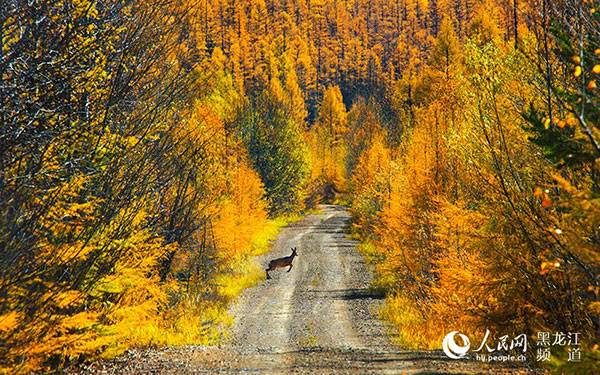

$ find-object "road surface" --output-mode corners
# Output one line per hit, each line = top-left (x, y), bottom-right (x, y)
(71, 205), (539, 374)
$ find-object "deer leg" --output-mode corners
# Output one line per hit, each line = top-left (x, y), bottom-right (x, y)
(266, 268), (271, 279)
(287, 264), (293, 272)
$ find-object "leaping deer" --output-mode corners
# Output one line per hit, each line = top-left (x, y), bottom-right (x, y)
(266, 247), (297, 279)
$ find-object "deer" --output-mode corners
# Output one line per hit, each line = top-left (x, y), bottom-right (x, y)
(266, 247), (297, 279)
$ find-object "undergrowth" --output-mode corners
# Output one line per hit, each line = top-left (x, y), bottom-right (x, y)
(94, 214), (304, 363)
(175, 213), (304, 344)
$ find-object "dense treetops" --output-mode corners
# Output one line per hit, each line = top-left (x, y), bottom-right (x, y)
(1, 0), (599, 373)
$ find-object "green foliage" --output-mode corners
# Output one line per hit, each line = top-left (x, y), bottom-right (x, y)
(522, 105), (595, 167)
(3, 0), (600, 373)
(348, 4), (599, 372)
(236, 88), (310, 214)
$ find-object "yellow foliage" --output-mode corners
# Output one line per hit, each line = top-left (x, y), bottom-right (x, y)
(350, 135), (394, 237)
(212, 159), (268, 266)
(307, 86), (349, 199)
(0, 311), (20, 333)
(348, 15), (599, 371)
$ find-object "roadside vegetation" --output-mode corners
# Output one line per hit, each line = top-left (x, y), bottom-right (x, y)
(1, 0), (598, 374)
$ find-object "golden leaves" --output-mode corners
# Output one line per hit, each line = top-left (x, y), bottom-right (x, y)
(543, 116), (577, 130)
(0, 311), (20, 333)
(539, 258), (561, 275)
(544, 117), (551, 129)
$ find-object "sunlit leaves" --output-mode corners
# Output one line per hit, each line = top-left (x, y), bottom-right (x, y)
(348, 2), (600, 368)
(236, 84), (310, 214)
(308, 85), (349, 194)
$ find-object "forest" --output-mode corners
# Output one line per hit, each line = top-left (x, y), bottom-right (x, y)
(0, 0), (599, 373)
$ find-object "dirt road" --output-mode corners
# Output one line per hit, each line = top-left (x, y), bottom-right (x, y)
(73, 205), (538, 374)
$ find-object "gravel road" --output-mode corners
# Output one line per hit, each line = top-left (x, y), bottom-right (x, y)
(71, 205), (541, 374)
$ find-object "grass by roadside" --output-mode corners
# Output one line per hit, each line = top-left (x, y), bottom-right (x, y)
(194, 213), (307, 345)
(215, 213), (304, 300)
(67, 213), (306, 373)
(354, 240), (598, 375)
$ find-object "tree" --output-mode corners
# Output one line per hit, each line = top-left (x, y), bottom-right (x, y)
(430, 16), (461, 76)
(0, 0), (197, 370)
(236, 83), (310, 214)
(309, 85), (348, 194)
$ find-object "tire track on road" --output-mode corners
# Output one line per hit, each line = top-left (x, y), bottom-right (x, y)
(70, 205), (544, 375)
